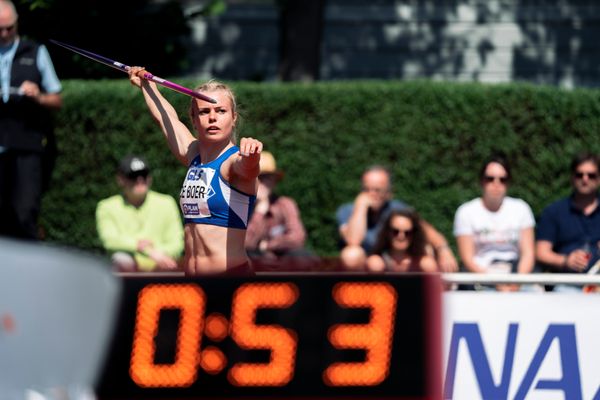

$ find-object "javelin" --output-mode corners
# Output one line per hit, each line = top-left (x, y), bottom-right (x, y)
(50, 39), (217, 103)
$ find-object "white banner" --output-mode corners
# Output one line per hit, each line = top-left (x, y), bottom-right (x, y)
(443, 292), (600, 400)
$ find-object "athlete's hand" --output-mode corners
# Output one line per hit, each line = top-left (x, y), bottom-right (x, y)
(238, 137), (263, 158)
(128, 66), (148, 88)
(230, 138), (263, 183)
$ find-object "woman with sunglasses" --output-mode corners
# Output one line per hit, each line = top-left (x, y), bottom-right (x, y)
(453, 154), (535, 291)
(129, 67), (262, 276)
(366, 208), (437, 273)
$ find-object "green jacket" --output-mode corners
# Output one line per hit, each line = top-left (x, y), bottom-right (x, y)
(96, 190), (184, 271)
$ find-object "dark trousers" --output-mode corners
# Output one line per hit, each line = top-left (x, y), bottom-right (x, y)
(0, 150), (42, 240)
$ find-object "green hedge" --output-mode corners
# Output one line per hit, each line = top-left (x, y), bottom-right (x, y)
(40, 79), (600, 257)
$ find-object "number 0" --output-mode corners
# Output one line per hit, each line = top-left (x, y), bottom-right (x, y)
(130, 284), (206, 387)
(323, 282), (398, 386)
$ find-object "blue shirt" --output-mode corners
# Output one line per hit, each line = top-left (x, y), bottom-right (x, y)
(536, 194), (600, 271)
(336, 199), (410, 252)
(0, 38), (62, 103)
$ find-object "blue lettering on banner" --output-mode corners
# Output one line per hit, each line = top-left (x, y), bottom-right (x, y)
(514, 325), (581, 400)
(444, 323), (517, 399)
(444, 323), (585, 400)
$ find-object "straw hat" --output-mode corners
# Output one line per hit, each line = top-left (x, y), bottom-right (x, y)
(259, 151), (284, 180)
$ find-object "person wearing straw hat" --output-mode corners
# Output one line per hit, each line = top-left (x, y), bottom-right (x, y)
(245, 151), (315, 269)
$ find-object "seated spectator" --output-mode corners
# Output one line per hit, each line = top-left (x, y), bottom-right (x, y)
(453, 154), (536, 291)
(245, 151), (317, 270)
(367, 208), (437, 273)
(96, 155), (184, 272)
(536, 152), (600, 292)
(336, 165), (457, 271)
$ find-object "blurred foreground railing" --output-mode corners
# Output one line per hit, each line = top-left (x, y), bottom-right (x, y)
(442, 272), (600, 286)
(115, 271), (600, 287)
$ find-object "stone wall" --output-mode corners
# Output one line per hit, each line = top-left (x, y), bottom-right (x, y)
(184, 0), (600, 88)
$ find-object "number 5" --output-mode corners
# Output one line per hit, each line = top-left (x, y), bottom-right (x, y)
(228, 282), (299, 386)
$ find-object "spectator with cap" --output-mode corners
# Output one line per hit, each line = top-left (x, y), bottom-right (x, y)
(245, 151), (317, 270)
(96, 155), (184, 272)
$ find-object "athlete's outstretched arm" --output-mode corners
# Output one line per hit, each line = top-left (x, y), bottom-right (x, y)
(128, 66), (196, 165)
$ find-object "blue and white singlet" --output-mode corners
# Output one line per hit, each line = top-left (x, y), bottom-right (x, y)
(179, 146), (256, 229)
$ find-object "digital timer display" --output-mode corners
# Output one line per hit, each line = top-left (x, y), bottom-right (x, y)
(96, 273), (441, 399)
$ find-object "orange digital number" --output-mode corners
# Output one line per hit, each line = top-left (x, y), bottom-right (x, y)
(323, 282), (398, 386)
(130, 284), (206, 388)
(228, 282), (299, 386)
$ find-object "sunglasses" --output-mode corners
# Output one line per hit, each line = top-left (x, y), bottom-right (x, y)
(483, 175), (508, 184)
(126, 171), (149, 181)
(391, 228), (413, 237)
(574, 172), (599, 180)
(0, 24), (15, 33)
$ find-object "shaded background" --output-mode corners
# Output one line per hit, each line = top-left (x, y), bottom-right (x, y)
(15, 0), (600, 87)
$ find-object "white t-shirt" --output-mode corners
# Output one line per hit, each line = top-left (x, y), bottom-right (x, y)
(453, 197), (535, 270)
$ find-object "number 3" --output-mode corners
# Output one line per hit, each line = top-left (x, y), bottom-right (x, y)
(323, 282), (398, 386)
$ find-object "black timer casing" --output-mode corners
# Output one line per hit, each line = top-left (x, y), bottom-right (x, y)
(96, 273), (442, 399)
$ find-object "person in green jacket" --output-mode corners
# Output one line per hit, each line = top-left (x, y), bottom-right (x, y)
(96, 155), (184, 272)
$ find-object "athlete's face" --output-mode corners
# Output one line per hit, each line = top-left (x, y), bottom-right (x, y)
(0, 5), (17, 47)
(191, 90), (237, 143)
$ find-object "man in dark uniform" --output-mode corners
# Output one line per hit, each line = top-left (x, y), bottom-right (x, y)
(0, 0), (62, 239)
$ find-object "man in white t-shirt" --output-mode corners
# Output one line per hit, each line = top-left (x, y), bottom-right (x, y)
(453, 155), (536, 291)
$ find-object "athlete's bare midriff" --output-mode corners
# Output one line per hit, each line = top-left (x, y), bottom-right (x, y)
(182, 223), (249, 275)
